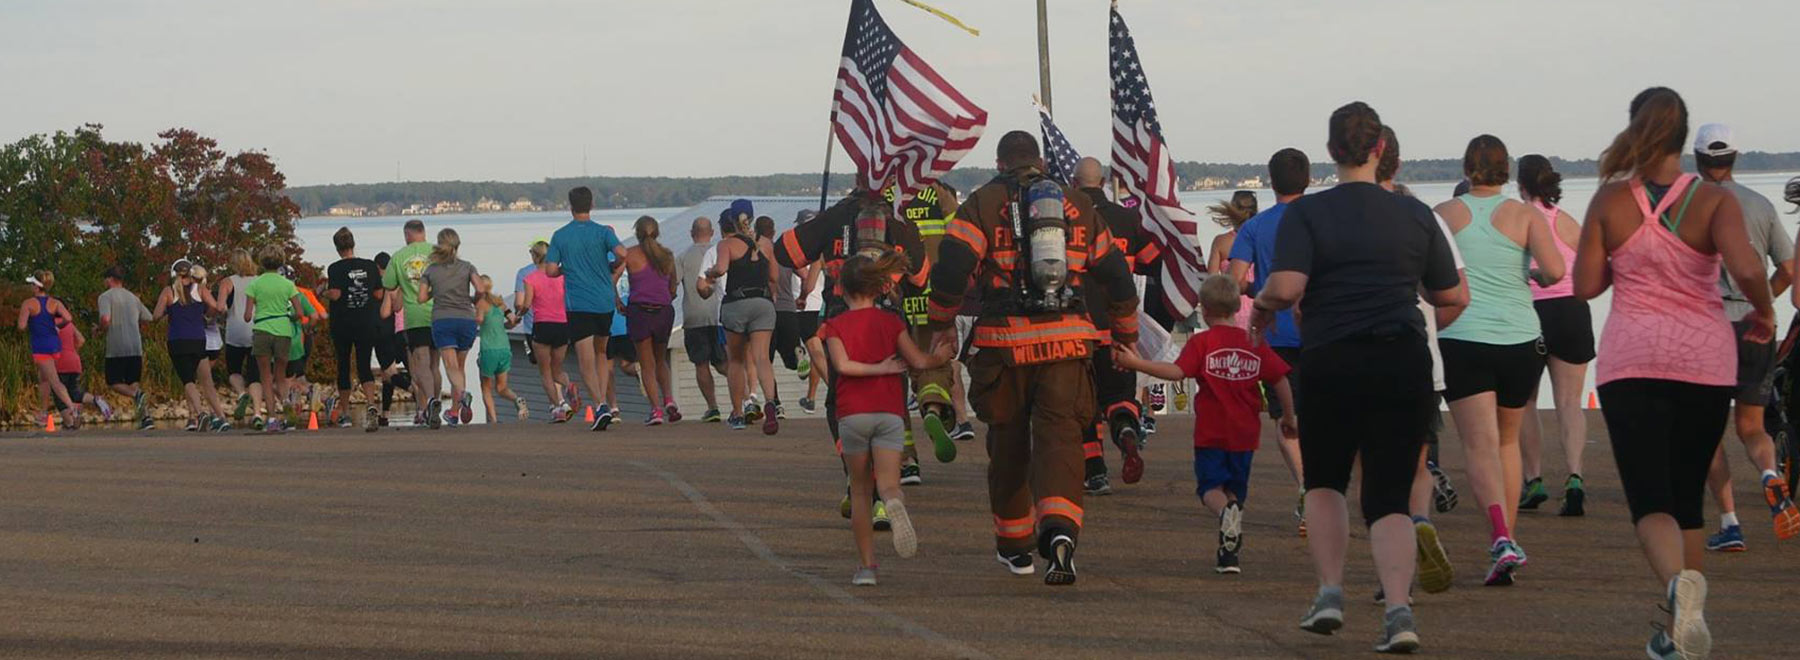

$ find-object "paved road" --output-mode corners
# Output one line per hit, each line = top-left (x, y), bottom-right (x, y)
(1, 413), (1795, 658)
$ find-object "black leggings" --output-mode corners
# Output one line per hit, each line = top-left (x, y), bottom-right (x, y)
(772, 311), (802, 370)
(1297, 332), (1433, 526)
(1597, 379), (1731, 530)
(332, 326), (376, 390)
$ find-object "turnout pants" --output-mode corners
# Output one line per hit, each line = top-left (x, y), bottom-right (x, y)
(1083, 343), (1142, 478)
(909, 322), (954, 413)
(968, 349), (1096, 555)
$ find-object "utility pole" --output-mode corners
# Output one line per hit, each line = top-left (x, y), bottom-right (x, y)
(1036, 0), (1052, 113)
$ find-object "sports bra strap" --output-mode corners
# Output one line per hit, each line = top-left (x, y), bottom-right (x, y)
(1629, 173), (1700, 232)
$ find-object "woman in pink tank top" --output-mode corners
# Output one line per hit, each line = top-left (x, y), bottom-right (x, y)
(1516, 155), (1594, 517)
(520, 242), (579, 423)
(1572, 87), (1775, 659)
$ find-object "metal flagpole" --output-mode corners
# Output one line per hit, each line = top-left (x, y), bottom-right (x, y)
(819, 113), (836, 212)
(1036, 0), (1052, 113)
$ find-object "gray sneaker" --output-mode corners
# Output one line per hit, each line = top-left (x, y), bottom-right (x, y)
(1374, 606), (1420, 653)
(1646, 630), (1679, 660)
(1299, 588), (1345, 635)
(887, 499), (917, 559)
(851, 566), (878, 586)
(1668, 570), (1711, 660)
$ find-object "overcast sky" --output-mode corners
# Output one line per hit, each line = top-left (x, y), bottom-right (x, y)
(5, 0), (1796, 186)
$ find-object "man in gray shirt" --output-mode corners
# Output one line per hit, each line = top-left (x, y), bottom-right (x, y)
(1694, 123), (1799, 550)
(678, 217), (725, 422)
(97, 266), (155, 428)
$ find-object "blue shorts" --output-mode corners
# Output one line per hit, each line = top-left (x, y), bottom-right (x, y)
(1194, 448), (1254, 503)
(430, 318), (478, 352)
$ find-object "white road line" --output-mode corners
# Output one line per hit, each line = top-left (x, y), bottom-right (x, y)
(631, 460), (991, 660)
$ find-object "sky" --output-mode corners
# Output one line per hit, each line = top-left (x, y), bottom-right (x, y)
(4, 0), (1797, 186)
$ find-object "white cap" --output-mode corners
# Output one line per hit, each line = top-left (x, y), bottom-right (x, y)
(1694, 123), (1736, 157)
(25, 275), (43, 287)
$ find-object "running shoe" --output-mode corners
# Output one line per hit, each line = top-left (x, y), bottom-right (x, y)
(1415, 519), (1454, 594)
(426, 399), (442, 430)
(185, 418), (200, 432)
(365, 405), (380, 433)
(1484, 538), (1525, 586)
(762, 402), (779, 435)
(1215, 544), (1242, 575)
(726, 415), (746, 431)
(887, 499), (917, 558)
(1705, 525), (1746, 552)
(1559, 474), (1586, 517)
(592, 408), (615, 431)
(1646, 629), (1679, 660)
(232, 392), (251, 420)
(742, 400), (762, 424)
(1217, 503), (1243, 574)
(1374, 606), (1421, 654)
(1084, 473), (1113, 496)
(1141, 414), (1157, 437)
(798, 397), (816, 415)
(264, 417), (282, 434)
(565, 383), (580, 414)
(337, 413), (353, 428)
(1520, 477), (1549, 510)
(208, 416), (227, 432)
(906, 392), (918, 413)
(1298, 588), (1345, 635)
(774, 404), (786, 420)
(134, 391), (148, 420)
(1114, 420), (1144, 484)
(923, 409), (957, 463)
(951, 421), (976, 441)
(460, 392), (474, 424)
(839, 487), (852, 520)
(378, 414), (390, 427)
(251, 415), (265, 431)
(1042, 534), (1077, 586)
(872, 500), (890, 531)
(664, 403), (681, 423)
(851, 565), (878, 587)
(550, 405), (570, 424)
(138, 415), (155, 431)
(1148, 383), (1166, 414)
(412, 410), (425, 426)
(95, 396), (114, 422)
(1668, 569), (1712, 660)
(997, 551), (1035, 575)
(702, 408), (722, 423)
(1429, 461), (1459, 513)
(1764, 474), (1800, 540)
(645, 410), (665, 426)
(214, 418), (232, 433)
(900, 462), (922, 486)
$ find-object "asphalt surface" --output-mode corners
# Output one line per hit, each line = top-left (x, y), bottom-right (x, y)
(2, 412), (1796, 658)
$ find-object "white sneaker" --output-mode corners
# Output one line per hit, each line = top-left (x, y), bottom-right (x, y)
(887, 500), (917, 559)
(1669, 569), (1711, 659)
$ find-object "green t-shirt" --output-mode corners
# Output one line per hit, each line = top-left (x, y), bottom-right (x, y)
(289, 294), (315, 361)
(478, 304), (510, 352)
(246, 272), (300, 338)
(383, 241), (435, 330)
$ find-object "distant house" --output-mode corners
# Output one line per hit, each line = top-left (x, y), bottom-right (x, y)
(432, 200), (466, 214)
(373, 202), (401, 217)
(327, 203), (368, 217)
(473, 197), (503, 213)
(403, 203), (430, 215)
(507, 197), (541, 212)
(1234, 176), (1265, 189)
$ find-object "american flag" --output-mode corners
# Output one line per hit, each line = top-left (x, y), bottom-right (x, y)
(834, 0), (987, 204)
(1108, 7), (1202, 318)
(1037, 104), (1081, 185)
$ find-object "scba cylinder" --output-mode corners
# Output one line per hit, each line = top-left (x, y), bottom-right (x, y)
(1024, 179), (1068, 292)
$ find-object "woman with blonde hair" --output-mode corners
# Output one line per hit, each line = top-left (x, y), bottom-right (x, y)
(17, 270), (80, 428)
(1207, 190), (1259, 274)
(215, 247), (265, 423)
(474, 275), (527, 422)
(418, 228), (484, 427)
(154, 259), (231, 431)
(518, 240), (579, 422)
(624, 215), (682, 425)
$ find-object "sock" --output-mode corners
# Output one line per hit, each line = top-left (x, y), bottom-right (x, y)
(1720, 511), (1740, 529)
(1762, 469), (1781, 483)
(1411, 515), (1431, 525)
(1486, 504), (1511, 545)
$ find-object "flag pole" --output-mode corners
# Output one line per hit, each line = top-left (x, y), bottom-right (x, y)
(1036, 0), (1052, 113)
(819, 109), (836, 212)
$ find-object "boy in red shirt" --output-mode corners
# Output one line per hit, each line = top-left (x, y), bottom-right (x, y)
(1117, 273), (1295, 574)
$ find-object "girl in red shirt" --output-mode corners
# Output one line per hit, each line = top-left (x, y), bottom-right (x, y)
(820, 250), (955, 586)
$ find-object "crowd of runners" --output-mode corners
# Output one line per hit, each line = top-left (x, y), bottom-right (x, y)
(16, 87), (1800, 658)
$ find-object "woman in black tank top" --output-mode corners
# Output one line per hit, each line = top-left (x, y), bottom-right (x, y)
(706, 215), (783, 432)
(723, 234), (770, 302)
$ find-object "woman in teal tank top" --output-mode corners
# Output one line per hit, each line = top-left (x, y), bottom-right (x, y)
(1432, 135), (1566, 586)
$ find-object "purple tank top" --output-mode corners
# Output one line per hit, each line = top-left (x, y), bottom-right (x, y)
(629, 263), (674, 307)
(28, 296), (61, 355)
(167, 288), (207, 342)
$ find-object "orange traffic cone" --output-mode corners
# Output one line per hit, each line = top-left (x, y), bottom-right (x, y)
(307, 410), (320, 431)
(45, 411), (57, 433)
(584, 406), (596, 423)
(1587, 392), (1599, 410)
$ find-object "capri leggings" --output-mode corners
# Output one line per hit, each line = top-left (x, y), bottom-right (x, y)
(332, 324), (376, 390)
(1297, 330), (1433, 526)
(1596, 378), (1731, 530)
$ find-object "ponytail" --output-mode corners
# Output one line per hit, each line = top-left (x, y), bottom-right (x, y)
(635, 215), (676, 278)
(431, 228), (461, 265)
(1598, 87), (1688, 181)
(1517, 154), (1564, 206)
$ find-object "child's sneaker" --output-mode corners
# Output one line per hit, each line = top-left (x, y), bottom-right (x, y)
(1217, 501), (1244, 574)
(887, 499), (917, 559)
(851, 565), (878, 587)
(1215, 544), (1242, 574)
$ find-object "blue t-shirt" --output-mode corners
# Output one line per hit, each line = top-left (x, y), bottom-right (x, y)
(1228, 201), (1300, 348)
(547, 219), (623, 314)
(513, 263), (537, 333)
(611, 278), (630, 337)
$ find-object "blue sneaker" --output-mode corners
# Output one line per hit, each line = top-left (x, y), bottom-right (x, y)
(1705, 525), (1746, 552)
(727, 415), (747, 431)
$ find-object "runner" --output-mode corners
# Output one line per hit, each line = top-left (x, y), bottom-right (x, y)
(1227, 148), (1312, 535)
(418, 228), (483, 429)
(706, 200), (780, 434)
(1073, 157), (1160, 495)
(383, 219), (443, 429)
(823, 250), (957, 586)
(372, 251), (411, 427)
(678, 217), (726, 422)
(283, 270), (327, 421)
(1251, 102), (1465, 653)
(624, 215), (681, 425)
(1207, 191), (1258, 275)
(244, 246), (308, 433)
(792, 210), (827, 415)
(603, 275), (636, 418)
(1516, 154), (1595, 518)
(1690, 123), (1800, 550)
(98, 266), (156, 430)
(545, 187), (628, 432)
(519, 242), (578, 423)
(323, 228), (385, 431)
(1574, 86), (1773, 660)
(774, 217), (810, 383)
(18, 271), (80, 429)
(1115, 274), (1295, 575)
(1434, 134), (1565, 586)
(153, 259), (230, 432)
(215, 250), (263, 427)
(53, 318), (114, 422)
(474, 275), (527, 422)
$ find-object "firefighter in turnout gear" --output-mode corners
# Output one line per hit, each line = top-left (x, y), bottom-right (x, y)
(886, 182), (962, 464)
(775, 191), (932, 495)
(925, 131), (1141, 585)
(1072, 157), (1164, 496)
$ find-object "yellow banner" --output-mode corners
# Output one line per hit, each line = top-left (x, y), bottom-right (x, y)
(897, 0), (980, 37)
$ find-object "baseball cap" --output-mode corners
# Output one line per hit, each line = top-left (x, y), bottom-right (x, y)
(170, 258), (194, 278)
(727, 198), (755, 222)
(25, 275), (43, 287)
(1694, 123), (1736, 157)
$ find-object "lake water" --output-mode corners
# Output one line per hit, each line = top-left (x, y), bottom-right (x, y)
(295, 172), (1800, 412)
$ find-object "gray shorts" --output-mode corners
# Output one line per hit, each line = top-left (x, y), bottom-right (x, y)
(839, 413), (906, 454)
(1733, 319), (1776, 405)
(720, 297), (776, 334)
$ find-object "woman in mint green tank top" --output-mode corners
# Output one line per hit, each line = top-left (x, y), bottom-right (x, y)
(1431, 135), (1566, 586)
